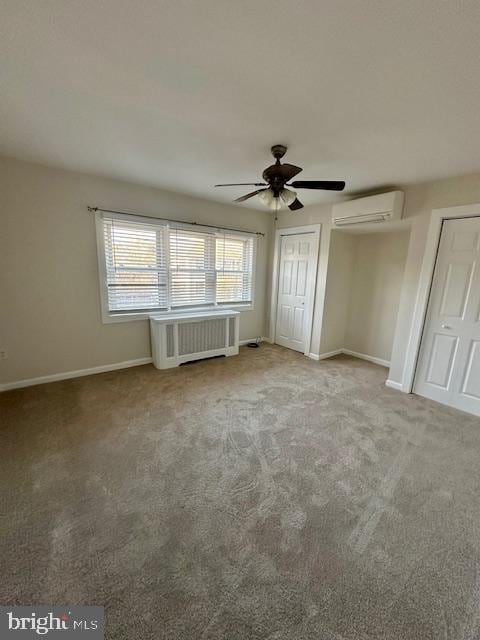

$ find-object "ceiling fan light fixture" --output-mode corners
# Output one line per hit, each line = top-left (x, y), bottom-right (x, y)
(280, 187), (297, 206)
(258, 188), (281, 210)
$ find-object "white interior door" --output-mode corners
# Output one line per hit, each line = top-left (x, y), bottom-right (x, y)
(275, 232), (317, 353)
(414, 216), (480, 416)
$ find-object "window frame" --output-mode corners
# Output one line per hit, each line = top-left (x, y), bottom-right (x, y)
(95, 211), (257, 324)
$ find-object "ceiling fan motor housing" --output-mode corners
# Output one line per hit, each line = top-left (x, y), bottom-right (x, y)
(271, 144), (288, 160)
(262, 166), (286, 195)
(261, 146), (289, 195)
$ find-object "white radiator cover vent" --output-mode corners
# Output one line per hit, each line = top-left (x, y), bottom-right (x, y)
(178, 318), (226, 355)
(332, 190), (404, 227)
(150, 310), (240, 369)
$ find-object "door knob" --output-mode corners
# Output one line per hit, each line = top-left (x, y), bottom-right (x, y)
(441, 324), (452, 330)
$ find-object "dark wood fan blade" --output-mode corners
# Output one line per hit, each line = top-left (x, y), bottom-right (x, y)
(289, 198), (304, 211)
(262, 163), (303, 183)
(290, 180), (345, 191)
(279, 164), (303, 180)
(234, 188), (267, 203)
(215, 183), (266, 187)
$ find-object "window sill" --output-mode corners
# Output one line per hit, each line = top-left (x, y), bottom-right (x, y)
(102, 304), (254, 324)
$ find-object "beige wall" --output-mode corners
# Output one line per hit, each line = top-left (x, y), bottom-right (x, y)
(319, 231), (356, 354)
(1, 156), (273, 385)
(344, 231), (410, 362)
(317, 229), (409, 362)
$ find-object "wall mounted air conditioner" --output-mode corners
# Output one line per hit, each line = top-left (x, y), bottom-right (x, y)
(332, 190), (404, 227)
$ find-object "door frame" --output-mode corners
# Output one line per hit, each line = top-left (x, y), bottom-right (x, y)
(269, 224), (321, 356)
(402, 203), (480, 393)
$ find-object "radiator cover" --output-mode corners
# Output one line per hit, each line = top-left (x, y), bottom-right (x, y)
(150, 310), (240, 369)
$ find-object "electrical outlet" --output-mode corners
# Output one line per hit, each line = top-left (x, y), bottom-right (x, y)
(0, 349), (7, 360)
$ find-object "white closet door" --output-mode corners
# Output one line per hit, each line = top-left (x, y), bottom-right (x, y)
(414, 217), (480, 416)
(275, 233), (316, 353)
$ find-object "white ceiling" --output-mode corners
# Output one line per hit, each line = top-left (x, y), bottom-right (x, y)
(2, 0), (480, 210)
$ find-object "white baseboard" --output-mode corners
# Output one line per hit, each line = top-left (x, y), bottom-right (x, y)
(385, 379), (404, 391)
(0, 357), (153, 392)
(239, 337), (268, 346)
(1, 338), (269, 391)
(312, 348), (389, 368)
(315, 349), (343, 361)
(0, 342), (394, 392)
(341, 349), (390, 368)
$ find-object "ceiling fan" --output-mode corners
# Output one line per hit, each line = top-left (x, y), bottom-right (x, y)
(215, 145), (346, 211)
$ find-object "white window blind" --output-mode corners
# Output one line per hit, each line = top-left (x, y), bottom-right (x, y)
(170, 228), (215, 307)
(215, 235), (253, 303)
(103, 218), (168, 311)
(100, 214), (255, 313)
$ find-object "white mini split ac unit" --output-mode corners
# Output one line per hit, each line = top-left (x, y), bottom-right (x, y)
(332, 190), (404, 227)
(150, 309), (240, 369)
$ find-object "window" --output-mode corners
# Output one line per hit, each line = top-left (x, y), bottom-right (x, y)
(98, 213), (255, 317)
(215, 235), (253, 303)
(170, 228), (215, 307)
(103, 218), (168, 312)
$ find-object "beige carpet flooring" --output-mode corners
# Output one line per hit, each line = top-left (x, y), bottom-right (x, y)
(1, 344), (480, 639)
